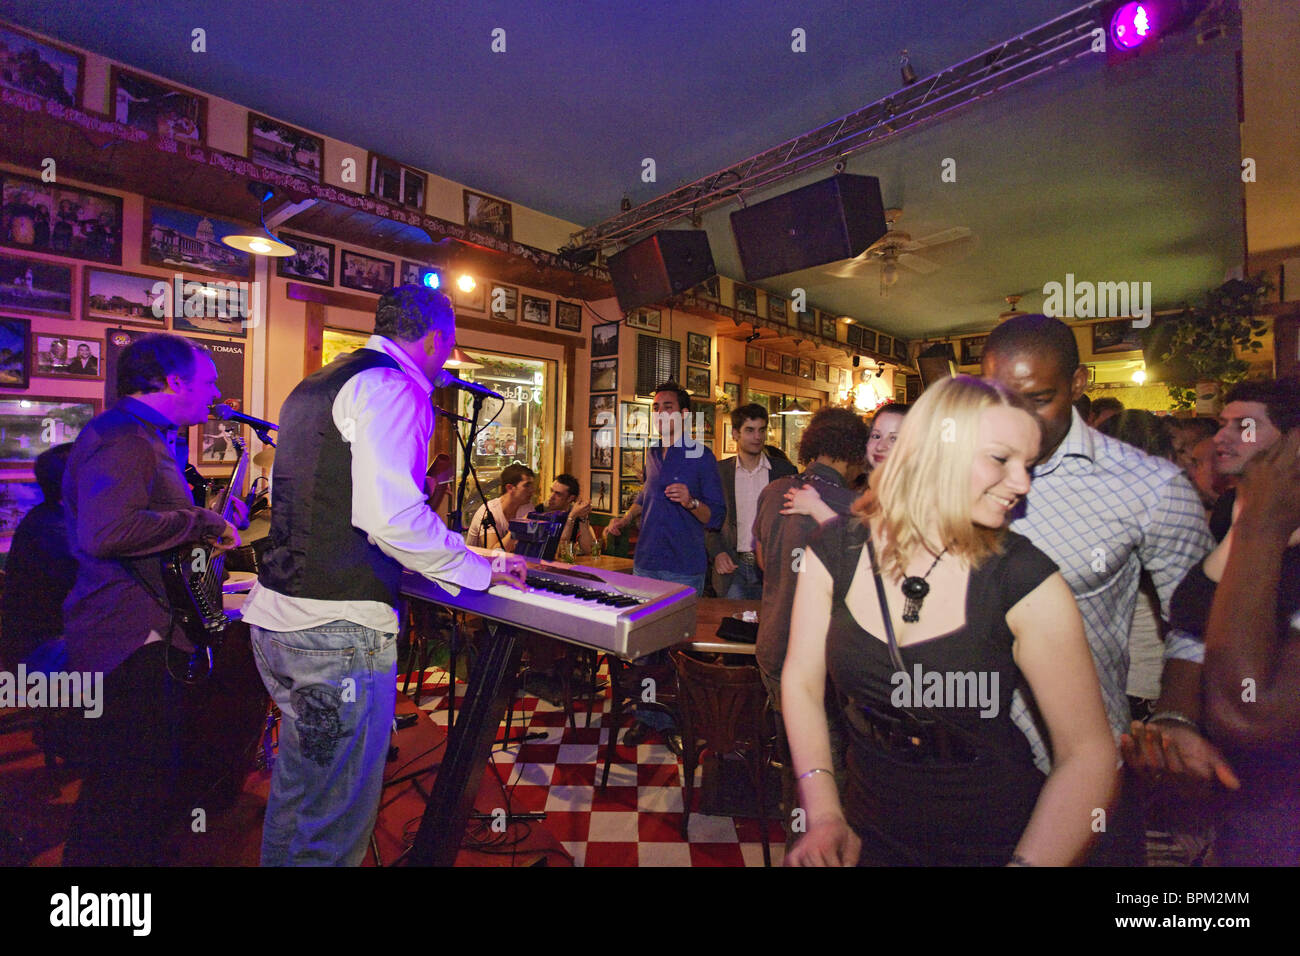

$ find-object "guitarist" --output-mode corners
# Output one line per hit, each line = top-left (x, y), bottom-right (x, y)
(62, 333), (243, 866)
(241, 285), (527, 866)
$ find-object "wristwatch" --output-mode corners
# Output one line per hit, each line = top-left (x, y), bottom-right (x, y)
(687, 497), (699, 511)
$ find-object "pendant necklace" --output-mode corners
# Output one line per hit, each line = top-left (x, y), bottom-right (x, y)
(900, 548), (948, 623)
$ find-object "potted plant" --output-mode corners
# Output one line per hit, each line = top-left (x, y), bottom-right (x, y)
(1156, 275), (1271, 412)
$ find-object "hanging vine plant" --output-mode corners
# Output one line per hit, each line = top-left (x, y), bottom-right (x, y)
(1159, 275), (1271, 410)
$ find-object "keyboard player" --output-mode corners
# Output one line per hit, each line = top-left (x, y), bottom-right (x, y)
(241, 285), (527, 867)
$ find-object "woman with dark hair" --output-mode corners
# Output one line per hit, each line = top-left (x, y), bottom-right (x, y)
(851, 403), (909, 491)
(782, 375), (1117, 866)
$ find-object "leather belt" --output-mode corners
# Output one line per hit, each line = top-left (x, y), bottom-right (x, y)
(735, 552), (757, 566)
(844, 697), (983, 765)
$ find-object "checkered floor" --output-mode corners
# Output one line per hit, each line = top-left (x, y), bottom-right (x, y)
(407, 662), (785, 867)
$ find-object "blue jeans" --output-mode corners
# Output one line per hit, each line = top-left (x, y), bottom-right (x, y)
(250, 621), (397, 866)
(725, 560), (763, 600)
(629, 566), (705, 731)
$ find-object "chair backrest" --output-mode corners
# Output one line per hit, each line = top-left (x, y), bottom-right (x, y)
(670, 649), (766, 754)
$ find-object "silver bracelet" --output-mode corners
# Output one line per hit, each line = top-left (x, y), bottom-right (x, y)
(797, 767), (833, 781)
(1148, 710), (1200, 733)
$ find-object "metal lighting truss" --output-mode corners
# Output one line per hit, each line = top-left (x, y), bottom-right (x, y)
(571, 0), (1126, 252)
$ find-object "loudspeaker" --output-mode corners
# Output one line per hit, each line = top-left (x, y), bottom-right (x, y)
(729, 174), (888, 281)
(607, 230), (716, 314)
(916, 343), (957, 387)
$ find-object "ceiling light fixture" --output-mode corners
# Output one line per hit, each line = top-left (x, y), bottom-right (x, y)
(456, 273), (476, 292)
(221, 181), (297, 257)
(900, 49), (918, 86)
(444, 347), (484, 370)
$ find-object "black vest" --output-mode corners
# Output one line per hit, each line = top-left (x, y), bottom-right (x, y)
(259, 348), (406, 605)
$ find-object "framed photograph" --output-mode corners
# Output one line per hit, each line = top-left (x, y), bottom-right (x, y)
(0, 317), (30, 387)
(723, 429), (737, 454)
(619, 401), (649, 448)
(276, 233), (335, 286)
(734, 285), (758, 315)
(877, 334), (893, 357)
(322, 327), (369, 367)
(781, 354), (797, 376)
(339, 249), (394, 294)
(521, 295), (551, 327)
(690, 400), (715, 441)
(144, 203), (251, 278)
(0, 477), (43, 547)
(248, 114), (324, 182)
(846, 324), (862, 348)
(625, 309), (661, 332)
(959, 335), (987, 367)
(620, 447), (644, 480)
(200, 420), (243, 464)
(723, 381), (741, 406)
(368, 154), (425, 209)
(590, 472), (614, 514)
(489, 284), (518, 323)
(0, 24), (83, 107)
(2, 173), (123, 265)
(764, 350), (780, 372)
(400, 260), (431, 287)
(797, 308), (816, 333)
(556, 300), (582, 332)
(685, 365), (710, 396)
(454, 278), (487, 313)
(110, 66), (205, 143)
(686, 332), (711, 365)
(83, 267), (168, 327)
(591, 433), (615, 470)
(820, 313), (838, 340)
(0, 254), (72, 317)
(894, 338), (909, 362)
(589, 393), (616, 428)
(694, 275), (719, 301)
(745, 345), (762, 369)
(170, 275), (251, 338)
(590, 357), (618, 393)
(0, 396), (100, 467)
(35, 332), (102, 381)
(768, 296), (787, 322)
(463, 190), (512, 241)
(1091, 319), (1144, 355)
(619, 480), (642, 514)
(859, 328), (877, 352)
(829, 366), (840, 386)
(591, 321), (619, 357)
(800, 357), (814, 380)
(815, 361), (829, 383)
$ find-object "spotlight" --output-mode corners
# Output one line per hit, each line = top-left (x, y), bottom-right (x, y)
(422, 271), (441, 290)
(456, 273), (476, 292)
(900, 49), (918, 86)
(1111, 3), (1155, 50)
(221, 182), (297, 257)
(744, 329), (761, 344)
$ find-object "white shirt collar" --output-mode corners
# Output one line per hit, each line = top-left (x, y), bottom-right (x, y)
(365, 334), (434, 396)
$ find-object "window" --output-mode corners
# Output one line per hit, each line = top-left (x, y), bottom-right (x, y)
(636, 333), (681, 395)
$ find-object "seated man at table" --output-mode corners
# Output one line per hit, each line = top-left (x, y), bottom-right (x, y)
(535, 472), (597, 555)
(466, 463), (536, 551)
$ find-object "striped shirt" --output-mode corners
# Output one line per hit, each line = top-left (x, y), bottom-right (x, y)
(1009, 409), (1214, 770)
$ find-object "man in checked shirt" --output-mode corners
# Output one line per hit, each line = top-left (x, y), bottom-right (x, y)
(983, 314), (1213, 865)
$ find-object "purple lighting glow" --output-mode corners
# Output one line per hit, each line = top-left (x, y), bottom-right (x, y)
(1111, 2), (1155, 50)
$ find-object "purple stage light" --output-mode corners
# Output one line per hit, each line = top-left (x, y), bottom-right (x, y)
(1111, 2), (1155, 50)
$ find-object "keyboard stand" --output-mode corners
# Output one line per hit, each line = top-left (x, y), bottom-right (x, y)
(406, 620), (523, 866)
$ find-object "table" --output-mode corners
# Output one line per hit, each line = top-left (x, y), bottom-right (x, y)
(566, 553), (634, 573)
(682, 597), (760, 655)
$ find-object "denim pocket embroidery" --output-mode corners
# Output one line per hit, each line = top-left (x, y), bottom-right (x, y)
(293, 683), (349, 767)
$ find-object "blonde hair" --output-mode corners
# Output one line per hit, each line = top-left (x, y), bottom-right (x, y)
(854, 374), (1042, 580)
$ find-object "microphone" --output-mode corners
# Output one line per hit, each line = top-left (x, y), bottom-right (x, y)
(213, 404), (278, 432)
(434, 370), (503, 402)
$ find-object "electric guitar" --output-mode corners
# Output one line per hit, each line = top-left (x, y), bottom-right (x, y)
(162, 436), (249, 671)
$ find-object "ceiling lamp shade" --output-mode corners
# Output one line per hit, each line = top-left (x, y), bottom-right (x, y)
(221, 182), (297, 257)
(778, 399), (812, 416)
(444, 347), (484, 370)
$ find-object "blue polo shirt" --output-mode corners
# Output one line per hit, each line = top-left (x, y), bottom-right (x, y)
(633, 440), (725, 574)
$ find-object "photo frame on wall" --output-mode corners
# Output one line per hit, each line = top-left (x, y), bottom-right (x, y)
(590, 472), (614, 513)
(619, 480), (642, 514)
(0, 254), (73, 318)
(800, 357), (814, 380)
(846, 324), (862, 348)
(276, 233), (335, 286)
(555, 300), (582, 332)
(859, 328), (877, 352)
(110, 66), (206, 143)
(815, 361), (829, 382)
(625, 309), (661, 332)
(0, 317), (30, 387)
(590, 393), (616, 428)
(764, 350), (780, 372)
(2, 173), (124, 264)
(34, 332), (103, 381)
(145, 203), (252, 279)
(454, 278), (487, 313)
(797, 309), (816, 333)
(820, 313), (838, 340)
(960, 335), (988, 366)
(591, 357), (617, 393)
(687, 332), (711, 365)
(82, 267), (167, 327)
(322, 327), (370, 367)
(0, 396), (100, 466)
(877, 334), (893, 357)
(248, 114), (324, 183)
(685, 365), (709, 397)
(200, 420), (243, 464)
(464, 190), (513, 241)
(694, 275), (719, 300)
(782, 354), (797, 376)
(368, 153), (426, 209)
(620, 401), (649, 448)
(521, 295), (551, 326)
(734, 285), (758, 315)
(745, 345), (763, 369)
(621, 447), (644, 480)
(591, 433), (615, 470)
(339, 249), (394, 294)
(0, 24), (84, 107)
(894, 338), (909, 363)
(768, 296), (787, 322)
(489, 284), (518, 323)
(591, 321), (619, 357)
(1091, 319), (1144, 355)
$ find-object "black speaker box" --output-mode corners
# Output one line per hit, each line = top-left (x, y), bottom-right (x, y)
(607, 230), (716, 314)
(729, 174), (888, 281)
(916, 343), (957, 387)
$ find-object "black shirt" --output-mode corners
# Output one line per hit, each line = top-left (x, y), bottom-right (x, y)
(0, 501), (76, 665)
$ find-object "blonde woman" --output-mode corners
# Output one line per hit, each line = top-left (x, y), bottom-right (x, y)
(782, 375), (1116, 866)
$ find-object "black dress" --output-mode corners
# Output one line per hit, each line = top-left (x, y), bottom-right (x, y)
(808, 518), (1058, 866)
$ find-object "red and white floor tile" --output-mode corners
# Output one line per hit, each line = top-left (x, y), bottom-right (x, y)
(407, 664), (784, 867)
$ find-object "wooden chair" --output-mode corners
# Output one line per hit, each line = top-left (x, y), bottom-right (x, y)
(670, 648), (772, 866)
(598, 652), (677, 788)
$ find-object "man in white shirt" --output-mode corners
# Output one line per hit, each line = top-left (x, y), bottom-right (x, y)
(465, 463), (536, 551)
(242, 285), (526, 866)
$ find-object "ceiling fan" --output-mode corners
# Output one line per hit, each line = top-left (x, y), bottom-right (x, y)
(825, 207), (975, 295)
